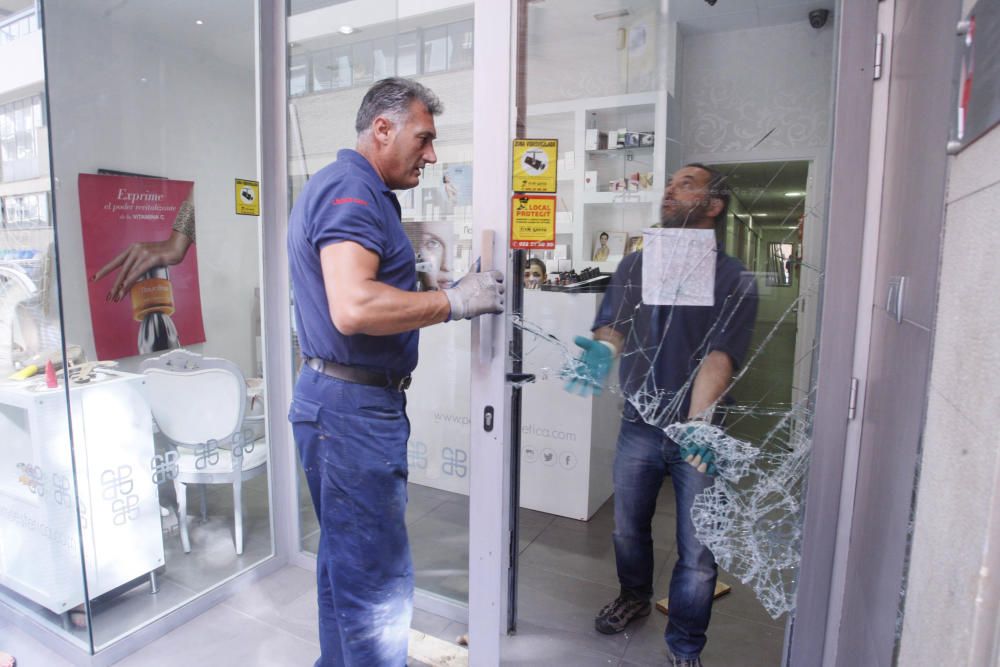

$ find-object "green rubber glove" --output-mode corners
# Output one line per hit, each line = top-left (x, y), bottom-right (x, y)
(674, 422), (718, 476)
(563, 336), (614, 396)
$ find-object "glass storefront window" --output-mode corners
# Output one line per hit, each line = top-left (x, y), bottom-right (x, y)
(0, 0), (274, 655)
(422, 25), (448, 74)
(397, 30), (418, 77)
(289, 53), (310, 97)
(449, 20), (474, 71)
(0, 10), (38, 44)
(351, 41), (374, 86)
(329, 45), (352, 88)
(1, 192), (49, 228)
(373, 36), (395, 80)
(311, 49), (336, 92)
(0, 95), (46, 183)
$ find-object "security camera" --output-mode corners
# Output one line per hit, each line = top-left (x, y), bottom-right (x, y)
(809, 9), (830, 29)
(705, 0), (717, 6)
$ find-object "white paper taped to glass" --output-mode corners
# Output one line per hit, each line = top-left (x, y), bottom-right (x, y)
(641, 228), (716, 307)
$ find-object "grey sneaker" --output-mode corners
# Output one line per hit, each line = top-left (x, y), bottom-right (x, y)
(669, 654), (703, 667)
(594, 592), (651, 634)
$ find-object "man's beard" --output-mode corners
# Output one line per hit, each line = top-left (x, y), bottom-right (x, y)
(659, 204), (703, 228)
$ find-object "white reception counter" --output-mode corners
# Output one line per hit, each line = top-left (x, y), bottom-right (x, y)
(407, 290), (623, 521)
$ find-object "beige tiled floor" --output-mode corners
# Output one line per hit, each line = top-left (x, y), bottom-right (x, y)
(2, 480), (786, 665)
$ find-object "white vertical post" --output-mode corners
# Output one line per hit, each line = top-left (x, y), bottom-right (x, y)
(257, 0), (300, 565)
(469, 0), (516, 664)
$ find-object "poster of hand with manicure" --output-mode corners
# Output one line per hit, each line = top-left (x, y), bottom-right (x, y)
(79, 173), (206, 361)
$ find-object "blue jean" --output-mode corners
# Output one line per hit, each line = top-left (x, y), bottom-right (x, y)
(613, 411), (718, 661)
(289, 365), (413, 667)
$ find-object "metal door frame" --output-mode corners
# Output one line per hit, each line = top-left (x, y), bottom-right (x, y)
(467, 1), (518, 664)
(788, 1), (884, 665)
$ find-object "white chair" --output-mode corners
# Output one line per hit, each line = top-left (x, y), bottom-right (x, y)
(141, 349), (267, 555)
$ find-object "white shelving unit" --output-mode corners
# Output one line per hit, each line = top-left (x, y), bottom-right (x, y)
(525, 90), (668, 273)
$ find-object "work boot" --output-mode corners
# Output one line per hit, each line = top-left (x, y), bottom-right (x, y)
(594, 590), (651, 634)
(669, 653), (703, 667)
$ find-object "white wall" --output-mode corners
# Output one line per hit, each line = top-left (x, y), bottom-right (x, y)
(42, 1), (260, 374)
(897, 89), (1000, 666)
(679, 20), (834, 161)
(523, 1), (666, 105)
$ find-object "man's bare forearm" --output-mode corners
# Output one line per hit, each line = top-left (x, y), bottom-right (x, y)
(687, 350), (733, 420)
(322, 241), (452, 336)
(333, 280), (451, 336)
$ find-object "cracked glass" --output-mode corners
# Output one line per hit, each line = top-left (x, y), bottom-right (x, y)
(510, 0), (839, 654)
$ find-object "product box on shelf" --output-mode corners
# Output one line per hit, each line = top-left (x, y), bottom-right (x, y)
(584, 129), (607, 150)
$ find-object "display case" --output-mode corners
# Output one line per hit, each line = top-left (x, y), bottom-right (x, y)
(0, 369), (163, 617)
(406, 292), (623, 520)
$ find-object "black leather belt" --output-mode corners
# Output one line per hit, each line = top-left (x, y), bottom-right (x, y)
(306, 358), (411, 392)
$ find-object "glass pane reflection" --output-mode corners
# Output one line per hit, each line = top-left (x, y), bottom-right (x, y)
(0, 0), (271, 653)
(287, 0), (477, 610)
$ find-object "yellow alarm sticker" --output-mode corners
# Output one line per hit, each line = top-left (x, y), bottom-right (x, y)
(512, 139), (558, 193)
(235, 178), (260, 216)
(510, 195), (556, 249)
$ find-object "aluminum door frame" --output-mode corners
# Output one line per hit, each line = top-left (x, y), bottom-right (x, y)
(778, 0), (883, 664)
(467, 0), (518, 664)
(828, 0), (961, 664)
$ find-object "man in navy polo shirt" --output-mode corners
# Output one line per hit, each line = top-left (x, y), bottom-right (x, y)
(567, 164), (757, 667)
(287, 78), (504, 667)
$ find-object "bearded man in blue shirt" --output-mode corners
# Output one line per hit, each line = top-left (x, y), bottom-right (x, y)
(569, 164), (758, 667)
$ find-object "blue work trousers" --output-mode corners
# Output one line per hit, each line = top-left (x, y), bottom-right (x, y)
(612, 411), (718, 661)
(289, 365), (412, 667)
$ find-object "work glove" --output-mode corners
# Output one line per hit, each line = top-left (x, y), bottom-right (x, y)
(444, 269), (505, 320)
(563, 336), (614, 396)
(672, 420), (717, 476)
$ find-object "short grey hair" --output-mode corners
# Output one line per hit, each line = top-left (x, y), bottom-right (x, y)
(355, 77), (443, 135)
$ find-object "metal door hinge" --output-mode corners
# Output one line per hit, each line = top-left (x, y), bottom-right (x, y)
(848, 377), (859, 420)
(873, 33), (885, 80)
(509, 530), (517, 563)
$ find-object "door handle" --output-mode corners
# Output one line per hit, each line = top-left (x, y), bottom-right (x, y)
(505, 373), (536, 385)
(478, 230), (497, 366)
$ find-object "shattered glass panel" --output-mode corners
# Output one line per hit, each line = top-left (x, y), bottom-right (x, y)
(514, 154), (826, 620)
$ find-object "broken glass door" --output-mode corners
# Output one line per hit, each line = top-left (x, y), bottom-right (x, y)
(505, 1), (841, 664)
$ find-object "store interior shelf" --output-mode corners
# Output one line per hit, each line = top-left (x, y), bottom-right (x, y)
(585, 146), (655, 156)
(581, 191), (659, 205)
(524, 90), (669, 270)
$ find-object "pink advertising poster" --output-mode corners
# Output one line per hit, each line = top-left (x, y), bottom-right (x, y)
(79, 173), (206, 360)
